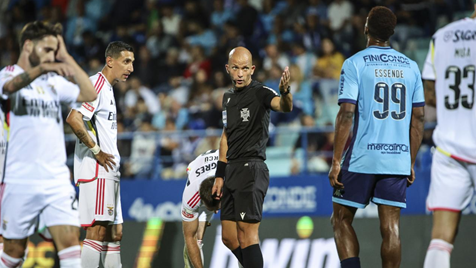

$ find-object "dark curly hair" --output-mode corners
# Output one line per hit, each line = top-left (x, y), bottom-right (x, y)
(19, 21), (63, 48)
(199, 176), (220, 212)
(367, 6), (397, 41)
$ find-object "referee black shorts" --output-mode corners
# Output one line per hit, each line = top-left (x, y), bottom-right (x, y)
(220, 158), (270, 223)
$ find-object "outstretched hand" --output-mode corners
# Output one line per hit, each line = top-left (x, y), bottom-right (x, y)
(212, 177), (224, 200)
(279, 66), (291, 93)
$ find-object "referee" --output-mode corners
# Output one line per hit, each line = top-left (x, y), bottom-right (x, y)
(212, 47), (292, 268)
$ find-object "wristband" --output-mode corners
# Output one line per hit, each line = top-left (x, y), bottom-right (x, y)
(215, 161), (227, 178)
(90, 144), (101, 155)
(280, 86), (290, 96)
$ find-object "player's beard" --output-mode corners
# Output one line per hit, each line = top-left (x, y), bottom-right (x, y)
(28, 48), (41, 68)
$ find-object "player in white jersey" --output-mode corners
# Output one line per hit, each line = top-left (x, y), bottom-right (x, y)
(422, 4), (476, 268)
(182, 149), (242, 268)
(0, 99), (9, 257)
(0, 21), (96, 268)
(182, 150), (218, 268)
(66, 41), (134, 268)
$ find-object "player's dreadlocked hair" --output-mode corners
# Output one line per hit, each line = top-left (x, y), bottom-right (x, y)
(105, 41), (133, 59)
(19, 21), (63, 49)
(367, 6), (397, 41)
(199, 176), (220, 212)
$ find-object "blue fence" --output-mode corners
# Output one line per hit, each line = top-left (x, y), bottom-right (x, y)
(65, 123), (436, 180)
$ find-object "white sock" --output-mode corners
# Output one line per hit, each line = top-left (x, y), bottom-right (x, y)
(82, 239), (102, 268)
(0, 252), (22, 268)
(0, 243), (3, 254)
(58, 245), (81, 268)
(424, 239), (453, 268)
(103, 242), (121, 268)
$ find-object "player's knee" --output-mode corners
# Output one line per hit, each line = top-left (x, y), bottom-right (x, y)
(380, 222), (400, 239)
(3, 242), (27, 259)
(87, 225), (107, 241)
(331, 211), (350, 230)
(432, 227), (458, 243)
(112, 230), (123, 242)
(222, 234), (239, 250)
(97, 227), (107, 241)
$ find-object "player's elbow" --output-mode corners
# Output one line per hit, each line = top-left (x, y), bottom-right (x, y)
(83, 90), (97, 103)
(337, 103), (355, 122)
(3, 82), (18, 94)
(283, 103), (293, 113)
(412, 107), (425, 123)
(339, 110), (354, 122)
(65, 112), (75, 126)
(78, 84), (98, 103)
(65, 110), (80, 127)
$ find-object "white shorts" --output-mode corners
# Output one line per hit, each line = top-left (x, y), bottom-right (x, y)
(79, 178), (122, 227)
(0, 182), (80, 239)
(427, 150), (476, 211)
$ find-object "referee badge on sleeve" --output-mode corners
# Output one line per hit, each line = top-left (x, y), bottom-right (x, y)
(222, 110), (227, 127)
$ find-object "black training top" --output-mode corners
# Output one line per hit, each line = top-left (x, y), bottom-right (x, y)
(222, 80), (279, 161)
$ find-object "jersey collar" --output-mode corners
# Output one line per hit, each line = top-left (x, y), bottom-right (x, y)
(233, 80), (255, 93)
(98, 72), (112, 88)
(367, 45), (392, 50)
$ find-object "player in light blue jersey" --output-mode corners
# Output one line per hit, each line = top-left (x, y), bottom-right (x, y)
(328, 6), (425, 268)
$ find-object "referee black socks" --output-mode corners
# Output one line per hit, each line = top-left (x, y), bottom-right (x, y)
(242, 244), (263, 268)
(232, 247), (244, 266)
(341, 257), (361, 268)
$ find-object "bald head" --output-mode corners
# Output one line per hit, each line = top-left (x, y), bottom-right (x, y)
(226, 46), (255, 89)
(228, 46), (253, 65)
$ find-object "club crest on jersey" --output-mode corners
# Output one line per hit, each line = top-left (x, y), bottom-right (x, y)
(48, 84), (57, 95)
(107, 206), (114, 216)
(241, 108), (250, 122)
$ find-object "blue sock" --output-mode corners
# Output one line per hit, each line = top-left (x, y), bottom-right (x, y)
(341, 257), (361, 268)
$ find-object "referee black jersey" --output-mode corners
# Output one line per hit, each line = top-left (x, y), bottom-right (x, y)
(222, 80), (278, 161)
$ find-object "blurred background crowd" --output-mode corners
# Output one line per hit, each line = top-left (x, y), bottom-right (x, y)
(0, 0), (472, 179)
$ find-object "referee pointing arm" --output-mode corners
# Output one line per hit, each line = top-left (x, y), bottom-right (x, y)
(211, 46), (292, 268)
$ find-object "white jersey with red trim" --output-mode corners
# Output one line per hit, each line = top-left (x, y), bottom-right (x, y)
(181, 150), (219, 221)
(422, 17), (476, 162)
(73, 72), (120, 183)
(0, 64), (80, 184)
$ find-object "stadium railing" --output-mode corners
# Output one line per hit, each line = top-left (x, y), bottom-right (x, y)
(64, 123), (436, 180)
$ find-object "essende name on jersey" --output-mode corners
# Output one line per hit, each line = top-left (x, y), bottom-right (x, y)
(363, 54), (410, 65)
(367, 143), (409, 154)
(374, 68), (404, 78)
